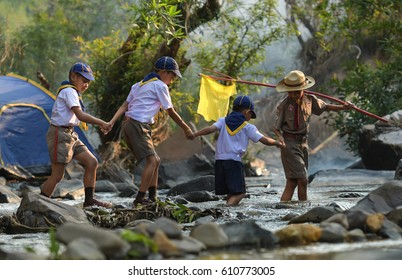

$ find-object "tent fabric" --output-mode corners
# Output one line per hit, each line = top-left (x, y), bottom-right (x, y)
(0, 74), (98, 178)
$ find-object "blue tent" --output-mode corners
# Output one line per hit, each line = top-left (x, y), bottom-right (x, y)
(0, 74), (98, 179)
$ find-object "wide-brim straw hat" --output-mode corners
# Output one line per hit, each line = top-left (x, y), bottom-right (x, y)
(276, 70), (315, 92)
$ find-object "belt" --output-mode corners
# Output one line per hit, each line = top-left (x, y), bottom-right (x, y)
(282, 132), (307, 141)
(51, 124), (74, 130)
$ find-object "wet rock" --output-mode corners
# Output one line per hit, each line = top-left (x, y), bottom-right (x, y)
(167, 175), (215, 196)
(349, 180), (402, 214)
(95, 180), (119, 193)
(345, 228), (366, 242)
(319, 222), (347, 243)
(220, 220), (278, 249)
(62, 238), (106, 260)
(358, 110), (402, 170)
(379, 219), (402, 240)
(289, 206), (339, 224)
(386, 206), (402, 227)
(146, 217), (182, 239)
(16, 191), (90, 228)
(190, 222), (229, 248)
(56, 222), (130, 259)
(275, 224), (321, 246)
(344, 209), (369, 231)
(51, 178), (84, 199)
(0, 185), (21, 203)
(170, 236), (206, 254)
(366, 213), (385, 233)
(115, 182), (138, 197)
(181, 190), (219, 203)
(321, 213), (349, 229)
(153, 229), (181, 257)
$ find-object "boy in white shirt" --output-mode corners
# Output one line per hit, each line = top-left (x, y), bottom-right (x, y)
(109, 56), (194, 206)
(40, 62), (112, 208)
(194, 95), (284, 206)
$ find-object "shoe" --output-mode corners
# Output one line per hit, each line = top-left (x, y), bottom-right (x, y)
(83, 198), (112, 209)
(132, 198), (154, 207)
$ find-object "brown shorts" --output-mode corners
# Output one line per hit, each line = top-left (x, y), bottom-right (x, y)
(46, 125), (88, 164)
(281, 138), (309, 179)
(122, 117), (157, 164)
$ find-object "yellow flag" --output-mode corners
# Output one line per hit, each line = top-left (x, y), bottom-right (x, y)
(197, 74), (236, 121)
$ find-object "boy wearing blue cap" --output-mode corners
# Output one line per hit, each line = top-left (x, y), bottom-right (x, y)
(40, 62), (112, 208)
(194, 95), (284, 206)
(109, 56), (194, 207)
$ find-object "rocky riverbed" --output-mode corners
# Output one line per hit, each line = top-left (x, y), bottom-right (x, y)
(1, 166), (402, 260)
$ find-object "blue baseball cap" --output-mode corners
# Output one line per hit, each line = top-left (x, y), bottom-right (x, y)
(154, 56), (182, 78)
(233, 95), (256, 118)
(70, 62), (95, 81)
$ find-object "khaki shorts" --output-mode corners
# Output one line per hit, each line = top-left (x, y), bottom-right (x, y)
(281, 138), (309, 179)
(46, 125), (88, 164)
(122, 117), (157, 164)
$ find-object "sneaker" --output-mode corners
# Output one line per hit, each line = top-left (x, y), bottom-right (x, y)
(83, 198), (112, 209)
(132, 197), (154, 207)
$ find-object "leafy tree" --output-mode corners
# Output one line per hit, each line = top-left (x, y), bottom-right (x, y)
(79, 0), (293, 145)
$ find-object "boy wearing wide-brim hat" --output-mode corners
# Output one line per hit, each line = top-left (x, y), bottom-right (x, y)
(194, 95), (284, 206)
(273, 70), (352, 202)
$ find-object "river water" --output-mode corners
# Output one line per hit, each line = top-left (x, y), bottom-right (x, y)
(1, 167), (401, 260)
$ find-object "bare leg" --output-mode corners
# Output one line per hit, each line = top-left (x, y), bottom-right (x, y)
(139, 154), (160, 193)
(74, 150), (98, 188)
(227, 193), (246, 206)
(280, 178), (297, 202)
(297, 178), (308, 201)
(40, 162), (66, 197)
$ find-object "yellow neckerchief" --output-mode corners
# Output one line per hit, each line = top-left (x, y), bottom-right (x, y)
(225, 121), (248, 136)
(139, 77), (159, 86)
(57, 84), (88, 130)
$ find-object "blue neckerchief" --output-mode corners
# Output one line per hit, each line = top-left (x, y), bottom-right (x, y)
(225, 111), (247, 135)
(140, 72), (161, 86)
(57, 81), (85, 112)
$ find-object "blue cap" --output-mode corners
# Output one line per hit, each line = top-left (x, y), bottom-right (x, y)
(154, 56), (182, 78)
(233, 95), (256, 118)
(70, 62), (95, 81)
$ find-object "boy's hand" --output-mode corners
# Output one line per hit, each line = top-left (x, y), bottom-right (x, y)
(275, 138), (286, 148)
(185, 128), (195, 140)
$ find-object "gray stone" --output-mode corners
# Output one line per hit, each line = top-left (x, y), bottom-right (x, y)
(0, 185), (21, 204)
(16, 191), (90, 228)
(319, 222), (347, 243)
(146, 217), (182, 239)
(190, 222), (229, 248)
(56, 222), (130, 259)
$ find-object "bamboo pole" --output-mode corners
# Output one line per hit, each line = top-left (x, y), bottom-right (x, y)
(200, 73), (388, 123)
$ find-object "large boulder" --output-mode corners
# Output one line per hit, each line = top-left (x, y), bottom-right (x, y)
(358, 110), (402, 170)
(16, 191), (90, 228)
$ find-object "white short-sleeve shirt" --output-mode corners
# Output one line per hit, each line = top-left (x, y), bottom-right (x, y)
(213, 117), (263, 161)
(50, 87), (81, 126)
(125, 79), (173, 124)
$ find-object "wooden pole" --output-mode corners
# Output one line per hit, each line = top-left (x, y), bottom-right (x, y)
(200, 73), (388, 123)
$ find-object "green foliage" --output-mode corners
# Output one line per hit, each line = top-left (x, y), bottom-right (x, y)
(0, 0), (132, 90)
(120, 229), (158, 258)
(48, 227), (61, 259)
(329, 44), (402, 154)
(192, 0), (293, 93)
(171, 203), (197, 223)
